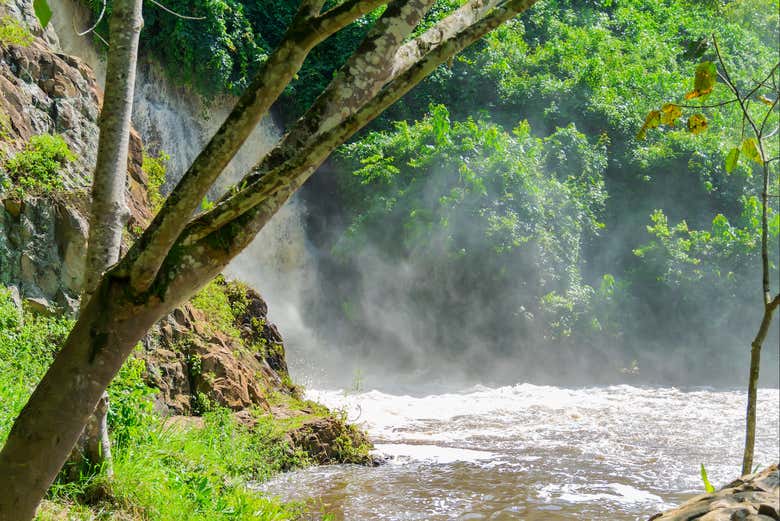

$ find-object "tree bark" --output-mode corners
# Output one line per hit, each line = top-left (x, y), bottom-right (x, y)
(69, 0), (143, 481)
(742, 297), (779, 475)
(0, 276), (164, 520)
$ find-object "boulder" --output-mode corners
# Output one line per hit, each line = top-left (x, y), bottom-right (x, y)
(649, 465), (779, 521)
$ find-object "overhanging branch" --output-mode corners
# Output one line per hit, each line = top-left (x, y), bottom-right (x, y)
(179, 0), (538, 249)
(121, 0), (389, 295)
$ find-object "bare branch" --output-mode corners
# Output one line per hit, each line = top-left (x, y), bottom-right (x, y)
(258, 0), (436, 174)
(75, 0), (106, 36)
(391, 0), (504, 78)
(770, 294), (780, 312)
(148, 0), (206, 20)
(314, 0), (388, 35)
(744, 62), (780, 101)
(758, 97), (778, 138)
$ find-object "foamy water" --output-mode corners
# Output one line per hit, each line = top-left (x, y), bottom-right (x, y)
(257, 384), (780, 520)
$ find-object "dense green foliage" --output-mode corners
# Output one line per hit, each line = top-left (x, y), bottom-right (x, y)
(2, 134), (75, 196)
(0, 288), (307, 520)
(303, 0), (779, 382)
(330, 106), (608, 356)
(85, 0), (379, 115)
(79, 0), (779, 383)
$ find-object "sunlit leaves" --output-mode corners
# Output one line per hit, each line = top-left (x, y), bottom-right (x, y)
(684, 61), (717, 100)
(741, 138), (763, 164)
(725, 147), (740, 173)
(661, 103), (683, 126)
(637, 110), (662, 140)
(687, 114), (708, 134)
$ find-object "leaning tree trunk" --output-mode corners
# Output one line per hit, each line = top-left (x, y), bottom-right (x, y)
(67, 0), (143, 483)
(0, 276), (169, 520)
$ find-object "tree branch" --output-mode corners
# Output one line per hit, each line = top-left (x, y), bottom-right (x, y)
(314, 0), (388, 34)
(121, 0), (388, 294)
(178, 0), (539, 250)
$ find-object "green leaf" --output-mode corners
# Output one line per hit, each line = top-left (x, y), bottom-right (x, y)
(685, 62), (717, 100)
(725, 147), (740, 173)
(33, 0), (52, 29)
(687, 114), (708, 134)
(742, 138), (763, 164)
(700, 464), (715, 494)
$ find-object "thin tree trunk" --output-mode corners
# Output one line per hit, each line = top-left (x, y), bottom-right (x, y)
(741, 305), (775, 475)
(739, 131), (777, 475)
(68, 0), (143, 484)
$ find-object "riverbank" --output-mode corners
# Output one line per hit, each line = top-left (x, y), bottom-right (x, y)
(0, 279), (373, 520)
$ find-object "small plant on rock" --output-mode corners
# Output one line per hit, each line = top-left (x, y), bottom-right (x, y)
(4, 134), (74, 197)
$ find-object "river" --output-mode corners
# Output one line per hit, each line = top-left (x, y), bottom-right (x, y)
(257, 384), (780, 520)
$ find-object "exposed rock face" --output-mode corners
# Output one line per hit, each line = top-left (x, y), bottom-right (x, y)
(649, 465), (780, 521)
(0, 17), (149, 314)
(141, 290), (290, 416)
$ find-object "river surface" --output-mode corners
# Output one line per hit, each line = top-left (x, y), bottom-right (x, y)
(257, 385), (780, 520)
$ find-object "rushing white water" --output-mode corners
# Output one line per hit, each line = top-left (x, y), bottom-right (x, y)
(258, 385), (780, 520)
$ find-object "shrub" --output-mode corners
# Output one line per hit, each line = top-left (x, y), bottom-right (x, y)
(0, 16), (33, 47)
(143, 150), (169, 214)
(4, 134), (75, 196)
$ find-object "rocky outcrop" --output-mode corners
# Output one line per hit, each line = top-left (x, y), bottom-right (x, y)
(287, 416), (374, 465)
(649, 465), (779, 521)
(141, 286), (291, 416)
(0, 13), (149, 314)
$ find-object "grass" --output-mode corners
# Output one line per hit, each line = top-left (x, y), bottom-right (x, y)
(142, 151), (169, 214)
(0, 287), (314, 520)
(190, 276), (243, 340)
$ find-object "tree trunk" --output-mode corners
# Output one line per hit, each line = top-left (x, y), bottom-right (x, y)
(70, 0), (143, 481)
(0, 277), (162, 520)
(741, 305), (776, 475)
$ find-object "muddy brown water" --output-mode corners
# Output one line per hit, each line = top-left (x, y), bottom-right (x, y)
(255, 385), (780, 520)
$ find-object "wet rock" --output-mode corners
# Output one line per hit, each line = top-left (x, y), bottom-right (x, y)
(648, 465), (780, 521)
(287, 416), (373, 465)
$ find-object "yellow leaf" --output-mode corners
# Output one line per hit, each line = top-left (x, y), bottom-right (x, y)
(693, 61), (717, 97)
(687, 114), (708, 134)
(644, 110), (662, 129)
(661, 103), (682, 126)
(742, 138), (763, 164)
